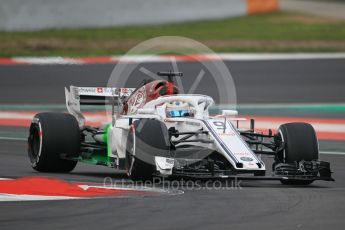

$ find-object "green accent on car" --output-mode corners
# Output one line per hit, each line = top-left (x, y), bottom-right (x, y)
(103, 123), (113, 160)
(76, 154), (112, 167)
(72, 124), (113, 167)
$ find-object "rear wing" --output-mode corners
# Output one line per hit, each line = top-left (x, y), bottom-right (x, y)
(65, 86), (135, 127)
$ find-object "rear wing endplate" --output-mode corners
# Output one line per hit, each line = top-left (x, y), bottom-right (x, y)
(65, 86), (135, 127)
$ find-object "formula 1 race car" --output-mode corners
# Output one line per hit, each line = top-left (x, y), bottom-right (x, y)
(28, 71), (333, 185)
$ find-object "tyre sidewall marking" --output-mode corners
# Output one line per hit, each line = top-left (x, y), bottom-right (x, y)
(30, 117), (43, 167)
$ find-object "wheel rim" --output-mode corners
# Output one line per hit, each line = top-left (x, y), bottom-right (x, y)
(276, 130), (286, 163)
(28, 125), (40, 165)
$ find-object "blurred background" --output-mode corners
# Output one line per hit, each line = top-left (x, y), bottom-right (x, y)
(0, 0), (344, 56)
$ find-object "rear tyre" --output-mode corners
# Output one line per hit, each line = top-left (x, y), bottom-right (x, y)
(28, 112), (80, 172)
(125, 119), (171, 181)
(276, 122), (319, 185)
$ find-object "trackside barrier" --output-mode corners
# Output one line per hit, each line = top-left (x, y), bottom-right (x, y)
(0, 0), (279, 31)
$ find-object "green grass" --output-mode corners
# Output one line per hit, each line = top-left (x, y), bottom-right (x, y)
(1, 11), (345, 57)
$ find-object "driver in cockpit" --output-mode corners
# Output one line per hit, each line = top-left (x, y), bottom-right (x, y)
(166, 100), (195, 118)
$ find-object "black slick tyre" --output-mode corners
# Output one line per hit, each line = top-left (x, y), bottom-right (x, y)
(28, 112), (80, 172)
(125, 119), (171, 181)
(277, 122), (319, 185)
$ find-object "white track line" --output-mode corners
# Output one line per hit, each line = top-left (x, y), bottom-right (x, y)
(320, 151), (345, 155)
(0, 137), (26, 141)
(0, 194), (82, 202)
(218, 53), (345, 61)
(6, 53), (345, 65)
(13, 57), (82, 65)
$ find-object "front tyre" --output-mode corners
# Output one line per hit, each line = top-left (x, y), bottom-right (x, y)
(276, 122), (319, 185)
(125, 119), (171, 181)
(125, 125), (153, 180)
(28, 112), (80, 172)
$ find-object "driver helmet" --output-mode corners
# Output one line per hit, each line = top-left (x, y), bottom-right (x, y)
(166, 100), (194, 117)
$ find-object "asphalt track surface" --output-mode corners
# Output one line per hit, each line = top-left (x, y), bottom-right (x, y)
(0, 59), (345, 104)
(0, 59), (345, 230)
